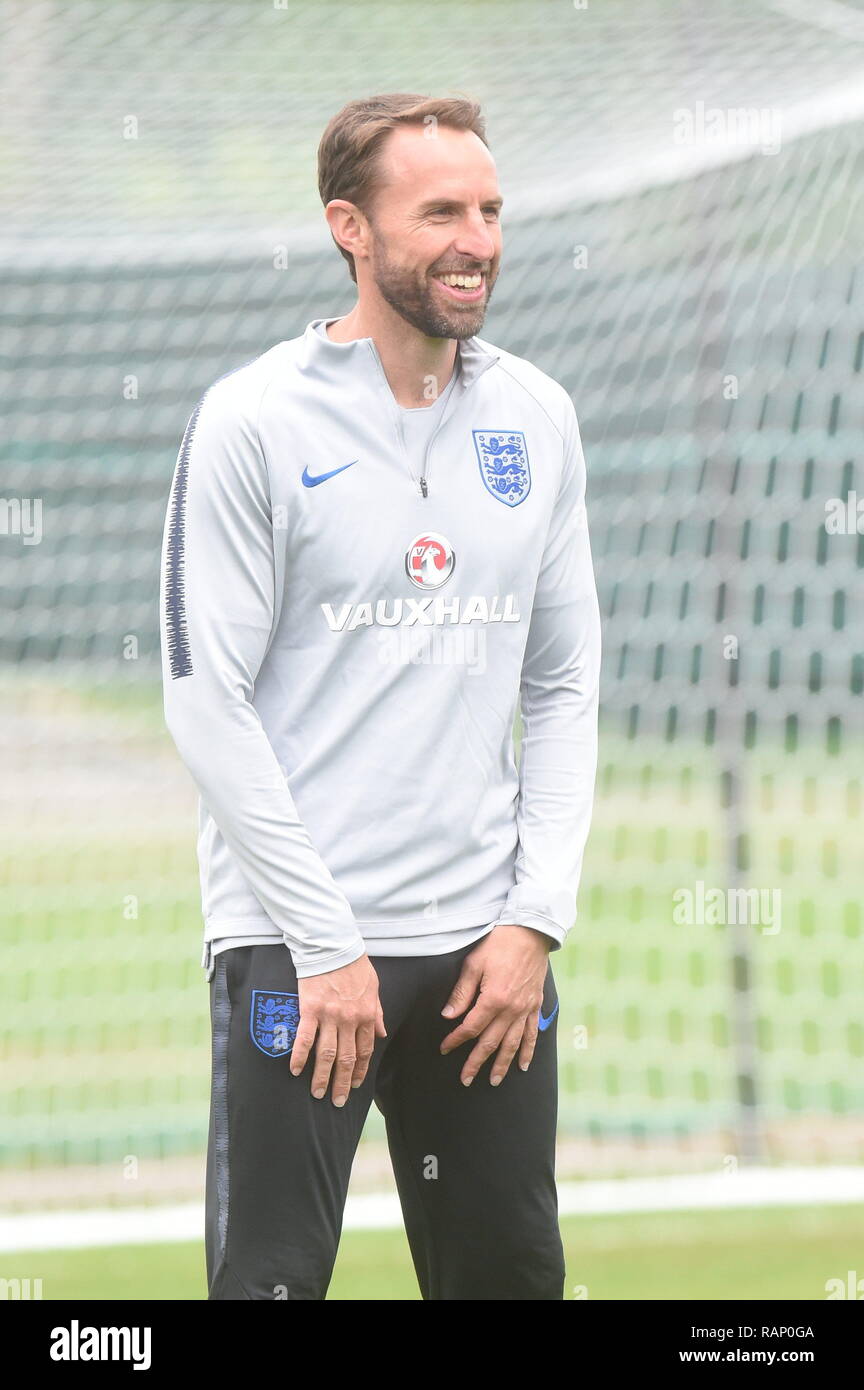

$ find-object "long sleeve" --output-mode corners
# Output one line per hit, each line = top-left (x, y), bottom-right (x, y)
(491, 396), (602, 949)
(159, 377), (367, 978)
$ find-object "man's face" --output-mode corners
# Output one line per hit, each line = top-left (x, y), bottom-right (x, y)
(362, 123), (503, 340)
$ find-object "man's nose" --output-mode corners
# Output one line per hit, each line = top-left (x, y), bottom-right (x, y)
(453, 212), (498, 264)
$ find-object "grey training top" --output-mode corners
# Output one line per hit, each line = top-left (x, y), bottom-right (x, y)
(159, 317), (602, 980)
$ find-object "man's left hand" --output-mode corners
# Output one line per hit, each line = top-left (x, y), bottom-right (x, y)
(438, 924), (552, 1086)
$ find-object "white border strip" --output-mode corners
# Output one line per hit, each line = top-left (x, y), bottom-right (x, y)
(1, 1167), (863, 1252)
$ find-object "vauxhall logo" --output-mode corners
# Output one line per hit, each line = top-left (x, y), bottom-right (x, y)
(321, 593), (520, 633)
(405, 531), (455, 588)
(320, 530), (521, 632)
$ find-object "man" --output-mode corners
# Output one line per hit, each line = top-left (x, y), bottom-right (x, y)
(159, 92), (601, 1301)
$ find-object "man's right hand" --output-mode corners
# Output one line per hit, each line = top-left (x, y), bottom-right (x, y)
(290, 954), (386, 1106)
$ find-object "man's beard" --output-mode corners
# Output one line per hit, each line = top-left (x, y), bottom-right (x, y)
(371, 237), (496, 340)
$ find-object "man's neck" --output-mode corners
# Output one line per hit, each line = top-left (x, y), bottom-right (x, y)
(326, 303), (459, 409)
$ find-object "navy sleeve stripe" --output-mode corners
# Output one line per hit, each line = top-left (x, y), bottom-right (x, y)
(164, 358), (262, 681)
(164, 395), (205, 680)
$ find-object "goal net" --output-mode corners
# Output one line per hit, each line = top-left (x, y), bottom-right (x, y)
(1, 0), (862, 1205)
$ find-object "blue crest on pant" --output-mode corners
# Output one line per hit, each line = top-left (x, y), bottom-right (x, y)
(473, 430), (531, 507)
(250, 990), (300, 1058)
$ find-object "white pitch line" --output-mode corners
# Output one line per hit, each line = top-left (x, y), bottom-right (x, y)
(555, 1166), (864, 1216)
(1, 1167), (863, 1253)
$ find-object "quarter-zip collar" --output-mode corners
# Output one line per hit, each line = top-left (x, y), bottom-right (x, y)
(300, 317), (500, 400)
(298, 317), (501, 498)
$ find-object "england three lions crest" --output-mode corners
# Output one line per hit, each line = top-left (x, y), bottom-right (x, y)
(473, 430), (531, 507)
(250, 990), (300, 1058)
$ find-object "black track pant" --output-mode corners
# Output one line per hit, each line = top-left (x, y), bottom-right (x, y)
(205, 941), (565, 1300)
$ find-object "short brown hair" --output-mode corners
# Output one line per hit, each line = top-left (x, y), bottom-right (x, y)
(317, 93), (488, 283)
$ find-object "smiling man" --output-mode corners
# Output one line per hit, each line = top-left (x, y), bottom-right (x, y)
(160, 93), (601, 1301)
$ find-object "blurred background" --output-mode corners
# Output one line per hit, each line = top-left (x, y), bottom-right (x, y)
(1, 0), (862, 1299)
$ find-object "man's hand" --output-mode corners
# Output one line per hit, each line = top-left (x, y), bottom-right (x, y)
(439, 924), (553, 1086)
(290, 954), (386, 1107)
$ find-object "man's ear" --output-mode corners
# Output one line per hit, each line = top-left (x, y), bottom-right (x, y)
(324, 199), (371, 269)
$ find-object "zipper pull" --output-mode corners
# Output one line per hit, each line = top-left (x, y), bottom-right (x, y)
(419, 476), (428, 498)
